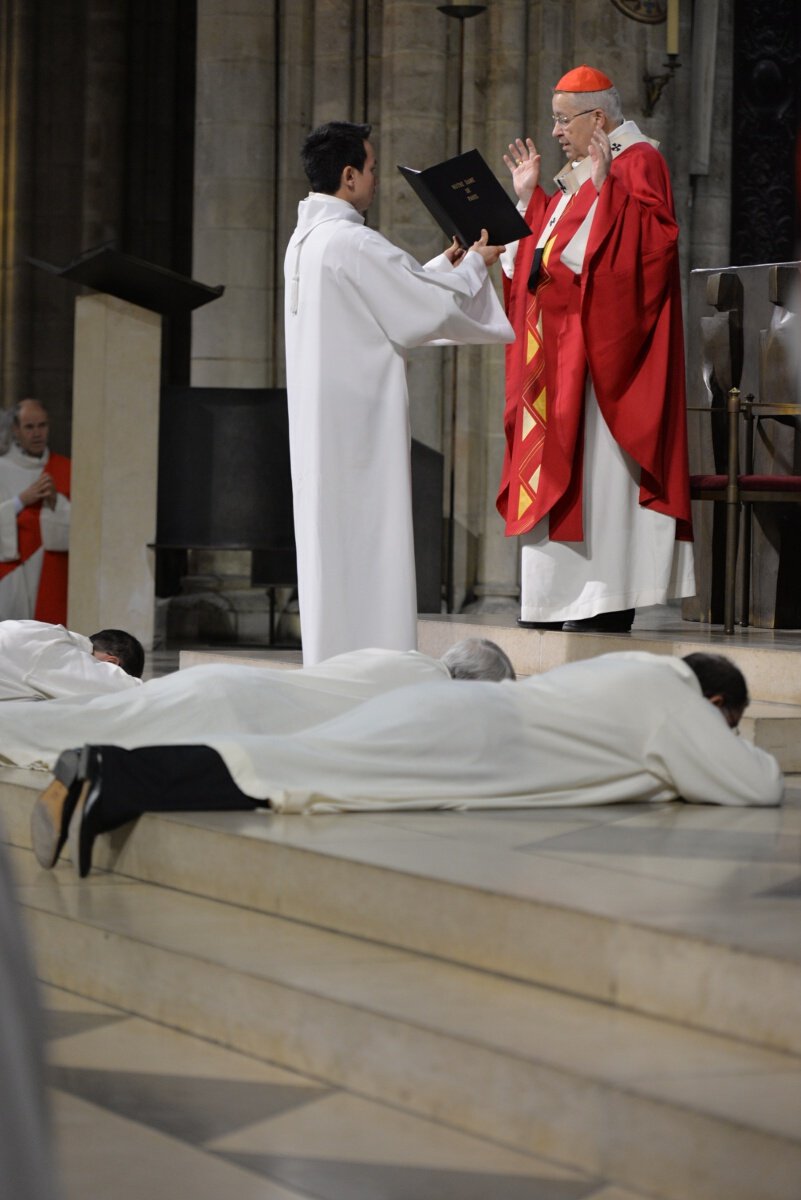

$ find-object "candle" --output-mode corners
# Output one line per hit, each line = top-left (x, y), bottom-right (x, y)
(666, 0), (679, 55)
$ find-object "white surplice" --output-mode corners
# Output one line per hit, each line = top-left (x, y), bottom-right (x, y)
(520, 383), (696, 621)
(0, 620), (142, 702)
(0, 647), (448, 768)
(207, 653), (782, 811)
(284, 193), (514, 666)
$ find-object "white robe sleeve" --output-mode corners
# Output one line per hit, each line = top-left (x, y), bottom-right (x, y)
(352, 232), (513, 350)
(39, 493), (70, 552)
(0, 497), (19, 561)
(644, 703), (784, 807)
(25, 640), (143, 700)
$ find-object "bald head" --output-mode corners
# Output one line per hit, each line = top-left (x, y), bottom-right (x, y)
(13, 399), (50, 458)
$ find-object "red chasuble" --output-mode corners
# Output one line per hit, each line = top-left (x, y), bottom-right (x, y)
(497, 141), (692, 544)
(0, 453), (71, 623)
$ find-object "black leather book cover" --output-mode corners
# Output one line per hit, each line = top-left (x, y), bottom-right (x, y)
(398, 149), (532, 248)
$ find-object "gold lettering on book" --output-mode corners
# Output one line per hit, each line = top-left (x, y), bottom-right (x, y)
(451, 176), (479, 200)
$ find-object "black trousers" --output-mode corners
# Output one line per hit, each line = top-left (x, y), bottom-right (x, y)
(90, 745), (262, 836)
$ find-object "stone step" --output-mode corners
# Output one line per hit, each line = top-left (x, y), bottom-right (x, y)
(177, 615), (801, 704)
(417, 615), (801, 705)
(10, 840), (801, 1200)
(178, 646), (302, 669)
(3, 771), (800, 1060)
(742, 701), (801, 771)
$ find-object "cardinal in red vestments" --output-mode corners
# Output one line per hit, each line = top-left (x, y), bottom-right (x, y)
(497, 65), (694, 632)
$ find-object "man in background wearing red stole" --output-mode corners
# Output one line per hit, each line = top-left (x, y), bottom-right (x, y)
(0, 399), (71, 623)
(497, 65), (694, 632)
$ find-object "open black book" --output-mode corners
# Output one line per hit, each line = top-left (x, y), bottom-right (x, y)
(398, 149), (532, 249)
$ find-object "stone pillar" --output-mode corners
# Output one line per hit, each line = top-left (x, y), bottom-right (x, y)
(68, 294), (161, 647)
(274, 0), (315, 388)
(80, 0), (127, 249)
(444, 5), (495, 612)
(0, 0), (35, 411)
(380, 0), (451, 455)
(191, 0), (278, 388)
(471, 0), (531, 614)
(686, 0), (734, 272)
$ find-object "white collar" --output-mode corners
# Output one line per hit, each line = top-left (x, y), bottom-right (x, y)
(553, 120), (659, 195)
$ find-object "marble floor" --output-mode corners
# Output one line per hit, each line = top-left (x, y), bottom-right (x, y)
(44, 984), (643, 1200)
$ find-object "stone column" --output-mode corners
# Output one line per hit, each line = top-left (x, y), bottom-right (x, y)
(273, 0), (315, 388)
(380, 0), (451, 454)
(0, 0), (35, 411)
(191, 0), (278, 388)
(440, 5), (494, 611)
(80, 0), (127, 249)
(686, 0), (734, 272)
(471, 0), (531, 614)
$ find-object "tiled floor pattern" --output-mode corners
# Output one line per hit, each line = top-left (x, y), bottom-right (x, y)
(43, 985), (645, 1200)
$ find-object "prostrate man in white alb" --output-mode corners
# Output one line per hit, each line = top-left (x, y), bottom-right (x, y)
(4, 637), (512, 770)
(285, 120), (514, 666)
(0, 620), (145, 702)
(31, 652), (783, 879)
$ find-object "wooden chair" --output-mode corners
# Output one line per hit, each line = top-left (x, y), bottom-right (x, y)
(689, 386), (742, 634)
(737, 265), (801, 626)
(690, 266), (801, 632)
(689, 272), (744, 634)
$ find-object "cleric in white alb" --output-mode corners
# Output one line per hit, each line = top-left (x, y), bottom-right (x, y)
(284, 121), (513, 666)
(205, 652), (784, 812)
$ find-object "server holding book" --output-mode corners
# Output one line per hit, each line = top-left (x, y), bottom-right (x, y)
(283, 121), (513, 666)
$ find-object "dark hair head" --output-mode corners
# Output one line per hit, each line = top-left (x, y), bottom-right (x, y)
(90, 629), (146, 679)
(301, 121), (372, 194)
(682, 652), (749, 712)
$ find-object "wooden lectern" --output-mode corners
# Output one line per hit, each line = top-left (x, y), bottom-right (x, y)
(30, 247), (223, 649)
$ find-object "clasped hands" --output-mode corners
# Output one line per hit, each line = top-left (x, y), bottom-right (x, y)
(19, 472), (57, 510)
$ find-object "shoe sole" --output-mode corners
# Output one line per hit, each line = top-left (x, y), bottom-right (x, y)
(30, 745), (87, 869)
(31, 779), (72, 869)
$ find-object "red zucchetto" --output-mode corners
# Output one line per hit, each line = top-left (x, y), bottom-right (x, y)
(553, 65), (613, 92)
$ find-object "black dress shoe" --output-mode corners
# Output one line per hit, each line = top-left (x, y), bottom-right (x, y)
(66, 747), (106, 879)
(562, 608), (636, 633)
(517, 618), (564, 630)
(31, 748), (85, 869)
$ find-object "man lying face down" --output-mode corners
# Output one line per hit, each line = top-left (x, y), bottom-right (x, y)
(31, 650), (783, 878)
(0, 619), (144, 701)
(1, 639), (513, 770)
